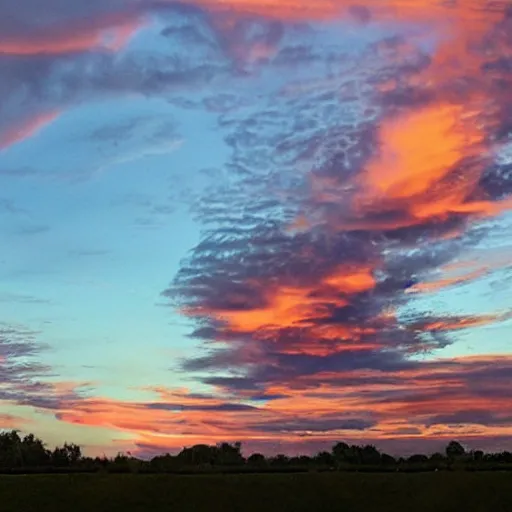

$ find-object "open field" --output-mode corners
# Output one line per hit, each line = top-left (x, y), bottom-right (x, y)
(0, 472), (511, 512)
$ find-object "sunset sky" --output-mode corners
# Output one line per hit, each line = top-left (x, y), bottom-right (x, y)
(0, 0), (511, 458)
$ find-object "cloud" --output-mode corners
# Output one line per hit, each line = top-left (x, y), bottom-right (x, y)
(0, 2), (231, 175)
(247, 417), (376, 433)
(1, 0), (512, 454)
(0, 111), (60, 151)
(0, 293), (51, 305)
(0, 326), (52, 404)
(0, 413), (28, 429)
(9, 224), (51, 237)
(0, 325), (88, 415)
(155, 1), (512, 452)
(145, 402), (258, 412)
(0, 0), (145, 56)
(426, 410), (512, 428)
(0, 17), (143, 57)
(0, 198), (25, 215)
(49, 355), (512, 455)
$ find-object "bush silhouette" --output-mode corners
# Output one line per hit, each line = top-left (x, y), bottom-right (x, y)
(0, 429), (511, 474)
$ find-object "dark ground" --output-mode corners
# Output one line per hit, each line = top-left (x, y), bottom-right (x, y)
(0, 471), (511, 512)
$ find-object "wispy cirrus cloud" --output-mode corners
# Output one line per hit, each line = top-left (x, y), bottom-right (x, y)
(0, 2), (228, 175)
(0, 325), (89, 420)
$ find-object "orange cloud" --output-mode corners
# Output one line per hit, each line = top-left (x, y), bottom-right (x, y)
(0, 111), (60, 151)
(0, 413), (26, 429)
(317, 97), (512, 234)
(217, 285), (336, 333)
(141, 0), (512, 456)
(407, 265), (490, 294)
(57, 389), (267, 445)
(282, 1), (510, 233)
(0, 16), (146, 56)
(260, 357), (512, 437)
(419, 311), (512, 333)
(365, 105), (482, 202)
(184, 264), (376, 347)
(324, 265), (376, 294)
(194, 0), (505, 40)
(192, 0), (342, 20)
(343, 102), (501, 230)
(48, 355), (512, 454)
(407, 249), (512, 294)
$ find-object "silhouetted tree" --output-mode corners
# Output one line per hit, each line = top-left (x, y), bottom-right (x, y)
(446, 441), (465, 459)
(381, 453), (396, 466)
(315, 451), (334, 466)
(270, 454), (289, 467)
(247, 453), (266, 466)
(1, 429), (511, 474)
(498, 451), (512, 463)
(340, 445), (361, 465)
(149, 453), (179, 472)
(360, 445), (381, 465)
(471, 450), (484, 463)
(51, 443), (82, 467)
(0, 430), (23, 467)
(110, 453), (141, 473)
(177, 444), (216, 466)
(175, 442), (244, 467)
(296, 455), (312, 466)
(216, 442), (245, 466)
(332, 441), (350, 464)
(408, 454), (429, 464)
(21, 433), (50, 467)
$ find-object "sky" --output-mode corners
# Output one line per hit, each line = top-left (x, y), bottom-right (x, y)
(0, 0), (511, 458)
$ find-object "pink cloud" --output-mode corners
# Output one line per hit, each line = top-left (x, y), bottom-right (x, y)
(0, 111), (60, 151)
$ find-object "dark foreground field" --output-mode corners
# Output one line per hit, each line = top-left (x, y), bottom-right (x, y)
(0, 472), (511, 512)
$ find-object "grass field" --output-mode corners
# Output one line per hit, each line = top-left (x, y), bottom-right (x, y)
(0, 472), (511, 512)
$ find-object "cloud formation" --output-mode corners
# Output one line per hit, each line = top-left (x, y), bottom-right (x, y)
(51, 354), (512, 456)
(0, 325), (87, 421)
(0, 111), (60, 151)
(0, 1), (229, 169)
(158, 0), (512, 452)
(1, 0), (511, 455)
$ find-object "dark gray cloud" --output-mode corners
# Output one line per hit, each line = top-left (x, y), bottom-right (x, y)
(248, 417), (375, 433)
(0, 325), (86, 414)
(145, 401), (258, 412)
(0, 325), (52, 404)
(426, 410), (512, 428)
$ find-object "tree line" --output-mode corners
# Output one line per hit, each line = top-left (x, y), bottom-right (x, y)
(0, 430), (511, 474)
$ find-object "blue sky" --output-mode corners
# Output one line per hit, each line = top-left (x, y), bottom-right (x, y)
(0, 97), (219, 384)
